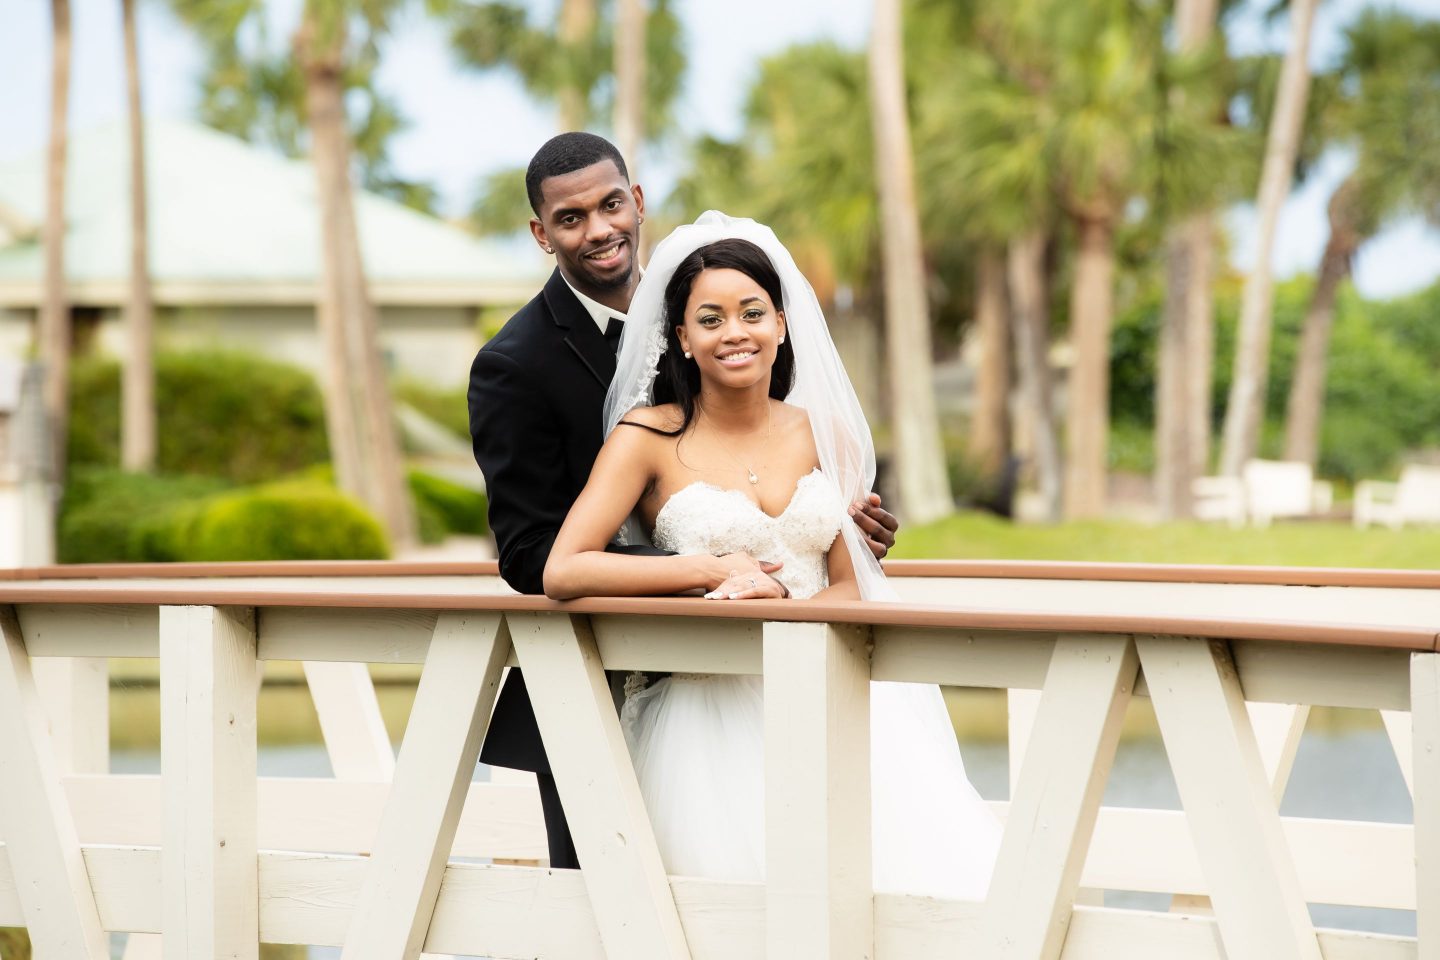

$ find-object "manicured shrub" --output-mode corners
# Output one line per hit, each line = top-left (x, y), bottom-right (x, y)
(58, 472), (390, 563)
(68, 351), (329, 483)
(57, 469), (229, 564)
(184, 482), (389, 561)
(393, 381), (470, 441)
(298, 463), (487, 539)
(407, 469), (488, 536)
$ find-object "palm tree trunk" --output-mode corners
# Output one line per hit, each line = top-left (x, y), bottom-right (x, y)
(121, 0), (156, 473)
(869, 0), (953, 523)
(1064, 214), (1116, 519)
(1155, 0), (1218, 519)
(613, 0), (645, 179)
(557, 0), (596, 130)
(1156, 214), (1215, 517)
(297, 13), (415, 548)
(1008, 230), (1062, 522)
(41, 0), (72, 480)
(1282, 176), (1361, 467)
(968, 249), (1010, 478)
(1185, 212), (1216, 495)
(1218, 0), (1319, 475)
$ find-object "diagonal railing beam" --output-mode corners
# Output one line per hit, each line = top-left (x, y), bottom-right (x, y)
(339, 611), (508, 960)
(0, 605), (109, 958)
(508, 610), (691, 959)
(985, 633), (1138, 959)
(1140, 635), (1322, 960)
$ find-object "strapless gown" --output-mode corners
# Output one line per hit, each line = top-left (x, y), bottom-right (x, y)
(620, 468), (1002, 899)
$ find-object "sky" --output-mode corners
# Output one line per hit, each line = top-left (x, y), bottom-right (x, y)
(2, 0), (1437, 300)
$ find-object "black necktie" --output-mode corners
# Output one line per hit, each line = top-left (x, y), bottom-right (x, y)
(604, 316), (624, 355)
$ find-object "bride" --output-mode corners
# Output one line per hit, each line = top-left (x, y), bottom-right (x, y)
(544, 212), (1000, 899)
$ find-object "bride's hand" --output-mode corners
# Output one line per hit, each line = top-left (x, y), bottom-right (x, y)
(704, 570), (790, 601)
(699, 553), (788, 599)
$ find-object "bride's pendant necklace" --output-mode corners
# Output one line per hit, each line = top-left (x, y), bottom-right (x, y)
(702, 403), (772, 485)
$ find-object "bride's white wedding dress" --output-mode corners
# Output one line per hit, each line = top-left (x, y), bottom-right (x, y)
(620, 467), (1002, 899)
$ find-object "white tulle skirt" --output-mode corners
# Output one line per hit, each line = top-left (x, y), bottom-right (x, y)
(621, 674), (1002, 899)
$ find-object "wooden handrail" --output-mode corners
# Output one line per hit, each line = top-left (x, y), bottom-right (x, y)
(4, 557), (1438, 589)
(1, 580), (1435, 650)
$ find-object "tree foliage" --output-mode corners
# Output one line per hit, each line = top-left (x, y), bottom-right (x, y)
(171, 0), (443, 212)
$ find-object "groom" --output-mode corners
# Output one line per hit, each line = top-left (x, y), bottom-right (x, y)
(467, 132), (899, 868)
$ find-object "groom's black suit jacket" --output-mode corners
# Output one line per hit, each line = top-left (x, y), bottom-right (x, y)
(467, 268), (619, 773)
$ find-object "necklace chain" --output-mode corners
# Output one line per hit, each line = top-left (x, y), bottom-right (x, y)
(701, 403), (772, 485)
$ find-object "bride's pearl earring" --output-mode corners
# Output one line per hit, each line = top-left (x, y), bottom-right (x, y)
(683, 351), (692, 359)
(778, 336), (785, 344)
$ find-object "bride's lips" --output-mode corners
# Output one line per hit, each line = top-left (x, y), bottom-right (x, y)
(715, 348), (759, 367)
(583, 238), (628, 270)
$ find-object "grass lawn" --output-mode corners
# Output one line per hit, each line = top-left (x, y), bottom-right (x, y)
(893, 512), (1440, 569)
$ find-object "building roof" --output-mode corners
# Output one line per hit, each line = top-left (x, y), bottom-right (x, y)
(0, 119), (547, 308)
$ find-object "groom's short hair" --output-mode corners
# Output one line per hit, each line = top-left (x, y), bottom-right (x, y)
(526, 133), (630, 214)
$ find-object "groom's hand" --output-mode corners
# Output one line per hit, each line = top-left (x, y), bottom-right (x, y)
(850, 493), (899, 559)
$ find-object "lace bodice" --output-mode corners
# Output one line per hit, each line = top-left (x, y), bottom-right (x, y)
(651, 468), (845, 600)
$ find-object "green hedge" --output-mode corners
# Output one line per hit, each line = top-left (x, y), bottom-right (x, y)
(408, 469), (488, 536)
(58, 470), (231, 564)
(296, 463), (488, 542)
(58, 470), (389, 563)
(394, 380), (470, 441)
(183, 482), (388, 561)
(69, 351), (329, 483)
(1108, 277), (1440, 481)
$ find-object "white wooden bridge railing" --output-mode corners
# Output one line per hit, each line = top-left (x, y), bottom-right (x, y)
(0, 560), (1436, 960)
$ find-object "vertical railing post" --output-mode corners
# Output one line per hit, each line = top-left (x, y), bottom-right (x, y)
(160, 605), (259, 960)
(1414, 650), (1440, 960)
(763, 620), (872, 959)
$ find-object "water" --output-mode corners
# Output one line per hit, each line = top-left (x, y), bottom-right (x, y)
(106, 726), (1415, 957)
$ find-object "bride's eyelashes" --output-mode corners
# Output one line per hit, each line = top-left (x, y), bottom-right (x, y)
(696, 307), (766, 328)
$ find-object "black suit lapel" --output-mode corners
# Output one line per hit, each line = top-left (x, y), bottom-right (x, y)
(541, 268), (616, 390)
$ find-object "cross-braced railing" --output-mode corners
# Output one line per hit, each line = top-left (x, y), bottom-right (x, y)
(0, 561), (1436, 959)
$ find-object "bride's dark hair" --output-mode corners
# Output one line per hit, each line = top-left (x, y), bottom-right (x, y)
(646, 238), (796, 437)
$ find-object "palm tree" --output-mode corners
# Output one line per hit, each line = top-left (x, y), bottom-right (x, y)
(869, 0), (953, 523)
(293, 5), (415, 545)
(613, 0), (646, 179)
(1008, 229), (1063, 521)
(40, 0), (72, 480)
(1282, 11), (1440, 467)
(967, 250), (1011, 479)
(1218, 0), (1320, 475)
(121, 0), (156, 473)
(173, 0), (423, 547)
(1154, 0), (1220, 519)
(454, 0), (683, 234)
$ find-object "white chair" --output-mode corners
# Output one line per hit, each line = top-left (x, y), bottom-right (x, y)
(1354, 464), (1440, 529)
(1192, 459), (1334, 528)
(1242, 459), (1333, 527)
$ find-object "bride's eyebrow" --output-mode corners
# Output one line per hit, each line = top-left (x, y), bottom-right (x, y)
(694, 296), (766, 313)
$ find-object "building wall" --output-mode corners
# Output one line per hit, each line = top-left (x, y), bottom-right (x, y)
(76, 303), (488, 388)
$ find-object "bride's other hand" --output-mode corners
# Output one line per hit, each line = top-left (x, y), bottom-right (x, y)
(850, 493), (899, 559)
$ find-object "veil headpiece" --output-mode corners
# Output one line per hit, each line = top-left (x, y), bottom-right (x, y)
(603, 210), (896, 602)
